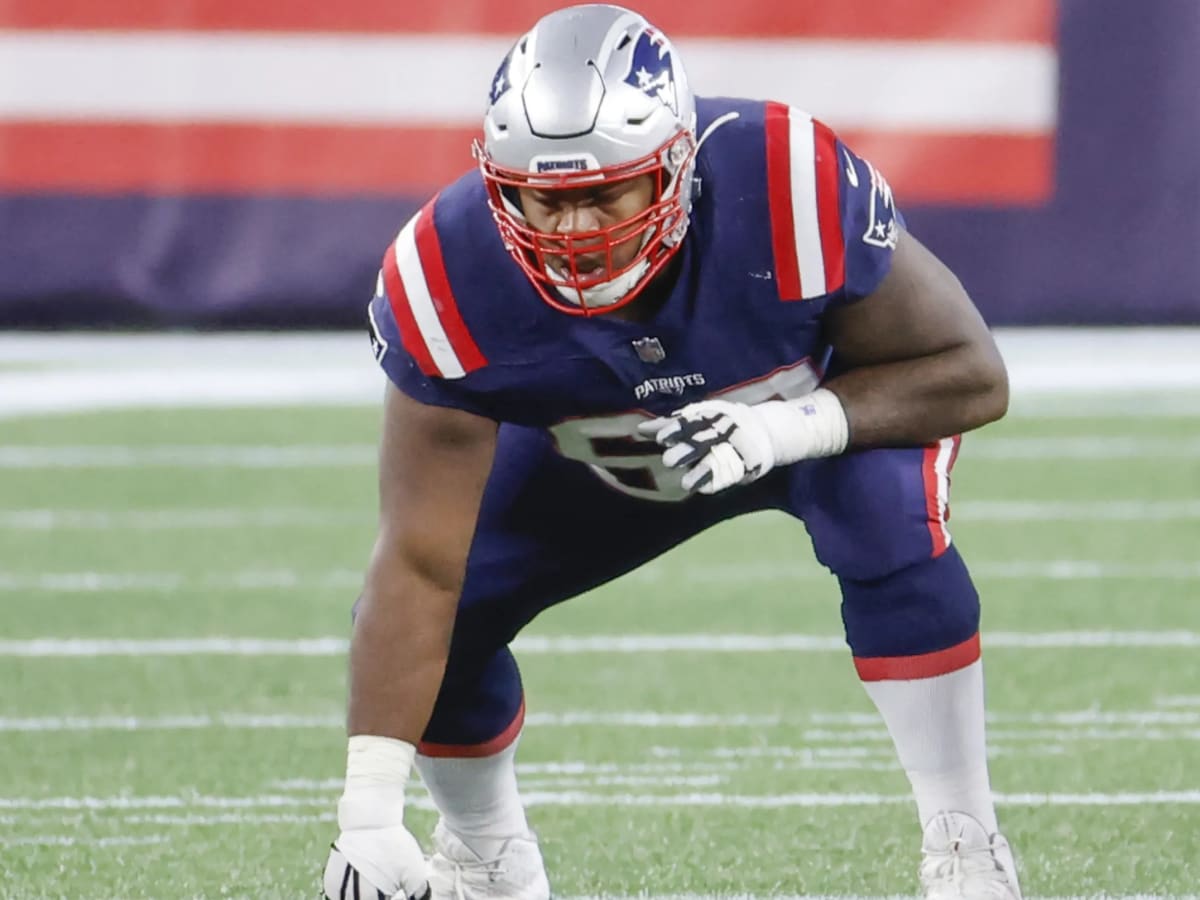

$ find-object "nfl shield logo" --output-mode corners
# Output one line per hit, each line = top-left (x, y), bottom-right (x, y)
(632, 337), (666, 364)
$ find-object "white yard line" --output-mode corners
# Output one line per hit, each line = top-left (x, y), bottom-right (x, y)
(5, 630), (1200, 658)
(1, 560), (1197, 593)
(520, 775), (729, 788)
(804, 710), (1200, 726)
(627, 561), (1200, 583)
(971, 561), (1200, 579)
(272, 764), (738, 792)
(120, 813), (334, 826)
(2, 438), (1199, 467)
(963, 437), (1200, 459)
(0, 509), (367, 530)
(0, 835), (167, 847)
(1009, 395), (1200, 418)
(0, 368), (383, 418)
(0, 794), (329, 810)
(0, 713), (782, 733)
(0, 573), (186, 592)
(526, 712), (787, 727)
(4, 709), (1200, 735)
(0, 445), (376, 468)
(0, 638), (355, 657)
(1, 558), (1195, 596)
(0, 714), (344, 731)
(514, 631), (1200, 650)
(3, 500), (1198, 530)
(5, 791), (1200, 811)
(951, 500), (1200, 521)
(0, 570), (364, 592)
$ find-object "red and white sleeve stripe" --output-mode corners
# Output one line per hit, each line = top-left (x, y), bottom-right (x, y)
(379, 198), (487, 379)
(765, 102), (846, 301)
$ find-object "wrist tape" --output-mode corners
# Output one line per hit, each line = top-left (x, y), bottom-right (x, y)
(755, 388), (849, 465)
(338, 735), (416, 830)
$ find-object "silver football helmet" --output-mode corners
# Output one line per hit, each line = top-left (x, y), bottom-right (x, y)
(475, 4), (698, 315)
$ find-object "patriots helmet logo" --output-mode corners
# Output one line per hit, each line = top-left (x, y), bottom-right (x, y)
(623, 28), (679, 116)
(488, 47), (514, 106)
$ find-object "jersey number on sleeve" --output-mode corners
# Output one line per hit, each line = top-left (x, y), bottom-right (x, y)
(548, 360), (821, 501)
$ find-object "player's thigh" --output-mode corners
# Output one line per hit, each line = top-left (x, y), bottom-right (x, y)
(453, 423), (769, 654)
(797, 438), (959, 581)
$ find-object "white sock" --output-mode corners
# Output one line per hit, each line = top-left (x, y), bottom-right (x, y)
(861, 659), (999, 833)
(415, 737), (530, 858)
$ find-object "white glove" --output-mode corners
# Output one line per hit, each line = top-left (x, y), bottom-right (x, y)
(637, 389), (849, 495)
(324, 736), (430, 900)
(324, 825), (430, 900)
(637, 399), (774, 494)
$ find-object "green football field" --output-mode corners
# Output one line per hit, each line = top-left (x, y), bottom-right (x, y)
(1, 347), (1199, 898)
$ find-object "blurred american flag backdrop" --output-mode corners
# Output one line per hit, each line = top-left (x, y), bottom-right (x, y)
(0, 0), (1056, 202)
(5, 1), (1199, 327)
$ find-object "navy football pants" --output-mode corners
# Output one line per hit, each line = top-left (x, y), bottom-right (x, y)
(414, 424), (979, 752)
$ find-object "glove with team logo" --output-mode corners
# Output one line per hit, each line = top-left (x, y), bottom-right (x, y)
(637, 389), (849, 495)
(323, 736), (431, 900)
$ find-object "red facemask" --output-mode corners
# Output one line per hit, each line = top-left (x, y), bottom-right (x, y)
(476, 131), (696, 316)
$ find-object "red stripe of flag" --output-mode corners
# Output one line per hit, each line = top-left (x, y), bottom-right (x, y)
(922, 442), (949, 557)
(413, 200), (487, 374)
(812, 120), (845, 294)
(0, 122), (475, 194)
(379, 232), (439, 377)
(763, 103), (801, 299)
(0, 0), (1053, 42)
(854, 632), (981, 682)
(0, 123), (1053, 205)
(838, 130), (1054, 205)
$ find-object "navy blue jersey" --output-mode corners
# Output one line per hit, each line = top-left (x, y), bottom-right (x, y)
(369, 97), (903, 501)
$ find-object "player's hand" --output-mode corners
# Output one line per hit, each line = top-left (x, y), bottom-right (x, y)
(638, 399), (776, 494)
(323, 824), (431, 900)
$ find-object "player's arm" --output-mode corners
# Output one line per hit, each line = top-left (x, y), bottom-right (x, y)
(820, 228), (1008, 447)
(639, 241), (1006, 495)
(641, 119), (1006, 494)
(325, 383), (497, 900)
(350, 381), (498, 739)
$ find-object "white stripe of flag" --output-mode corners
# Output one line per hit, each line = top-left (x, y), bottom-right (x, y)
(0, 32), (1055, 132)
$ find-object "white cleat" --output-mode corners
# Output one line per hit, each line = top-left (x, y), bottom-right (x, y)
(428, 820), (551, 900)
(919, 811), (1023, 900)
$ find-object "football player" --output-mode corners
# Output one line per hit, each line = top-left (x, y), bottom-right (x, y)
(323, 4), (1022, 899)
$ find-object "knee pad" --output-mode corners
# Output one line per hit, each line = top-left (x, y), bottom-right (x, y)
(421, 646), (525, 752)
(839, 544), (980, 664)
